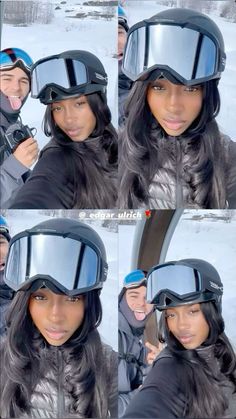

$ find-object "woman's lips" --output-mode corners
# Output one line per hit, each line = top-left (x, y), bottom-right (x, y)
(163, 119), (186, 131)
(65, 128), (82, 138)
(178, 334), (194, 344)
(45, 328), (68, 341)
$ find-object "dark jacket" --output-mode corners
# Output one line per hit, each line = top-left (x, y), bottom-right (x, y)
(0, 271), (14, 338)
(147, 134), (236, 209)
(118, 310), (147, 417)
(0, 111), (30, 208)
(122, 346), (236, 418)
(118, 62), (133, 128)
(10, 129), (117, 209)
(0, 340), (118, 418)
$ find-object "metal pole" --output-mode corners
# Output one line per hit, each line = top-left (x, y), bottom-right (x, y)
(0, 0), (5, 49)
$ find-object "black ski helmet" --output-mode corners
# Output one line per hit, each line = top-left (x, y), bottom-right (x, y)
(31, 50), (108, 104)
(147, 258), (223, 312)
(4, 218), (108, 295)
(122, 8), (226, 85)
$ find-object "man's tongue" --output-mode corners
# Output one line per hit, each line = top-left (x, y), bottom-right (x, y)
(134, 311), (146, 321)
(8, 96), (22, 110)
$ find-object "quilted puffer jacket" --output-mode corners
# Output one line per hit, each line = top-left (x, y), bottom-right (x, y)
(148, 133), (236, 209)
(0, 342), (118, 419)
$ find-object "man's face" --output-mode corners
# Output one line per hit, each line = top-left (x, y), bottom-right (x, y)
(0, 67), (30, 110)
(118, 24), (127, 61)
(0, 234), (9, 272)
(125, 285), (153, 321)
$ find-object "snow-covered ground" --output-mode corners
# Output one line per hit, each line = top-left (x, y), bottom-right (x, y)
(2, 0), (117, 149)
(4, 210), (118, 350)
(124, 0), (236, 141)
(119, 210), (236, 348)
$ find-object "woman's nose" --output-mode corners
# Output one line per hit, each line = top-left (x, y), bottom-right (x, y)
(47, 302), (65, 322)
(177, 314), (190, 330)
(166, 89), (184, 112)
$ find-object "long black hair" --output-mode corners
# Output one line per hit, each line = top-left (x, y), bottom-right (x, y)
(118, 79), (228, 209)
(0, 289), (112, 418)
(158, 301), (236, 417)
(43, 92), (118, 209)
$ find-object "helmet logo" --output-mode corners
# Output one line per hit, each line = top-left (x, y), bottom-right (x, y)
(210, 280), (223, 292)
(104, 265), (108, 278)
(95, 72), (107, 82)
(221, 57), (226, 70)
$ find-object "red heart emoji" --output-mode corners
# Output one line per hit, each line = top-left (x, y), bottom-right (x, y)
(145, 210), (151, 218)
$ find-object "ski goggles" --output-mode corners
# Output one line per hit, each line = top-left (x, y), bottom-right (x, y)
(4, 230), (108, 295)
(0, 48), (33, 71)
(123, 269), (146, 289)
(146, 263), (223, 310)
(31, 55), (108, 103)
(122, 21), (226, 85)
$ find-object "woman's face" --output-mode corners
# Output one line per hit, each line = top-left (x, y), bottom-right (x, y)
(28, 288), (85, 346)
(51, 95), (96, 142)
(165, 303), (209, 349)
(146, 78), (203, 136)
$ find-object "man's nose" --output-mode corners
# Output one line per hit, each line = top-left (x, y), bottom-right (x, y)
(10, 80), (22, 93)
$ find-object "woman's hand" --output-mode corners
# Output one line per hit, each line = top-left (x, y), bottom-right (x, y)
(145, 341), (164, 365)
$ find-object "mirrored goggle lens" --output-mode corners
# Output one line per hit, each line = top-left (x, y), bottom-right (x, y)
(31, 58), (88, 97)
(123, 24), (217, 83)
(5, 234), (98, 293)
(146, 265), (201, 304)
(0, 48), (33, 69)
(123, 270), (146, 288)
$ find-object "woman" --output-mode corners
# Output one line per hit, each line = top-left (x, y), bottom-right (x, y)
(0, 218), (118, 418)
(119, 8), (236, 209)
(122, 259), (236, 418)
(11, 50), (118, 209)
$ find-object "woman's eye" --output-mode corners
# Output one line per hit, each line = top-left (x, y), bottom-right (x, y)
(67, 296), (82, 302)
(76, 101), (86, 107)
(184, 86), (200, 92)
(166, 313), (175, 318)
(32, 295), (46, 301)
(189, 309), (200, 314)
(52, 106), (61, 112)
(152, 84), (164, 91)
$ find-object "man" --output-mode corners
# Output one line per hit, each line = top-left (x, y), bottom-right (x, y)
(118, 269), (162, 417)
(0, 48), (39, 208)
(0, 215), (14, 337)
(118, 5), (133, 127)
